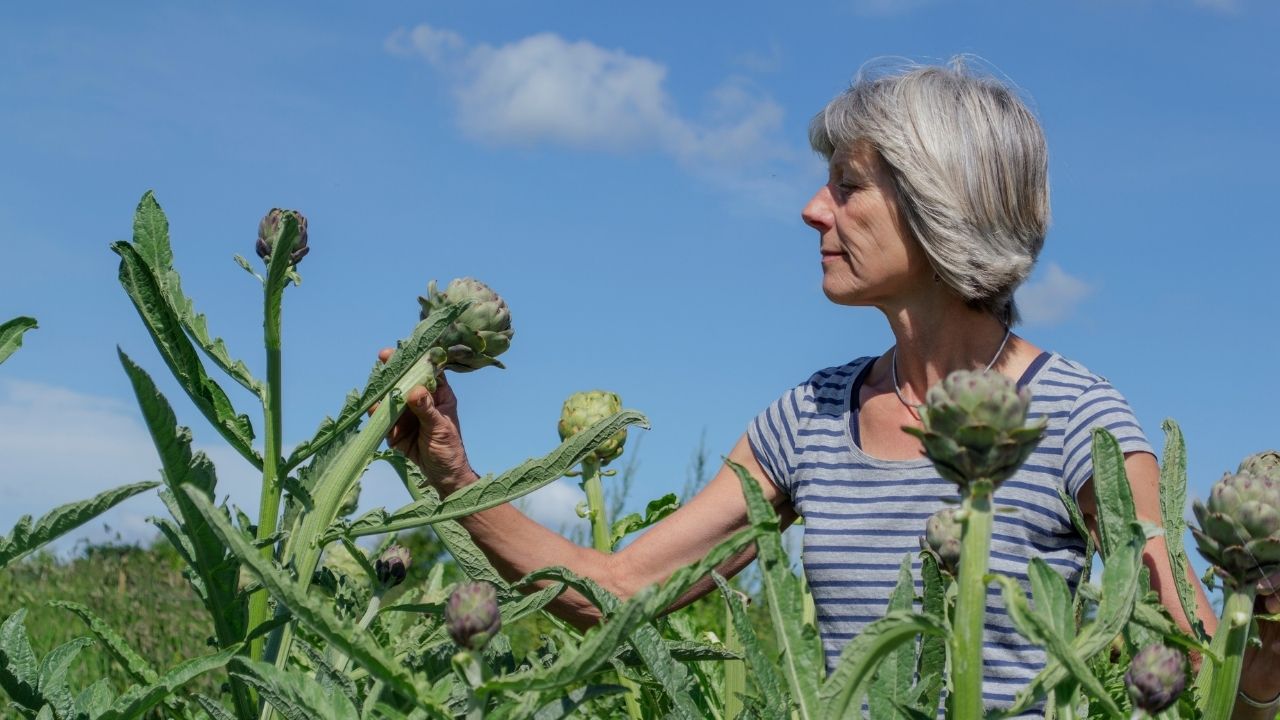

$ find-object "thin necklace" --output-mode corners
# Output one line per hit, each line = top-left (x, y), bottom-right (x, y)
(892, 326), (1013, 414)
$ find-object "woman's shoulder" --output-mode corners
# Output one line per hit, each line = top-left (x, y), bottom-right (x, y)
(1028, 352), (1126, 399)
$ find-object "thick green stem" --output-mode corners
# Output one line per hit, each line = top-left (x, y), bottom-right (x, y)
(1198, 585), (1257, 719)
(580, 457), (611, 553)
(724, 597), (746, 720)
(249, 334), (284, 663)
(580, 456), (643, 718)
(273, 355), (439, 673)
(952, 492), (994, 720)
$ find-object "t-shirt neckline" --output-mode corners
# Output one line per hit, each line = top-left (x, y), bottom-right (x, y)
(844, 350), (1056, 467)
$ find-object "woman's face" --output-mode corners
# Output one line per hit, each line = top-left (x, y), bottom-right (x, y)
(801, 140), (934, 307)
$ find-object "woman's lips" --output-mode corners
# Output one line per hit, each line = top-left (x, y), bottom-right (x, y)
(821, 251), (843, 264)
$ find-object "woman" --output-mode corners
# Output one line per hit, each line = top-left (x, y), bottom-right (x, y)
(381, 60), (1280, 716)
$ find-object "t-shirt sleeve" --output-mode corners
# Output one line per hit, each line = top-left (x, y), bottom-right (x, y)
(747, 385), (802, 499)
(1062, 379), (1155, 500)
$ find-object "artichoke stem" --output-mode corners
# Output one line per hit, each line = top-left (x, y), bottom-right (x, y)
(1197, 584), (1257, 719)
(952, 490), (994, 720)
(580, 457), (611, 553)
(251, 302), (286, 670)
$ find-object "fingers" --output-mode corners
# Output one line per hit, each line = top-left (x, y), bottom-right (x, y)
(378, 347), (394, 363)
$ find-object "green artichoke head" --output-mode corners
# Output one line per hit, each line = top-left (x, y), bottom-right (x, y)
(901, 369), (1046, 493)
(1191, 468), (1280, 588)
(255, 208), (309, 266)
(445, 581), (502, 651)
(921, 507), (963, 575)
(558, 390), (627, 466)
(375, 545), (411, 589)
(1238, 450), (1280, 482)
(418, 278), (513, 372)
(1124, 644), (1187, 715)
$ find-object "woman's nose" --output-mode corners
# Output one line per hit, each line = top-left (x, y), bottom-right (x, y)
(801, 186), (833, 231)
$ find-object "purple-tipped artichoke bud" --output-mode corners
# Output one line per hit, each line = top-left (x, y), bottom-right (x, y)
(1191, 470), (1280, 588)
(418, 278), (513, 373)
(375, 545), (411, 589)
(445, 581), (501, 651)
(901, 369), (1046, 491)
(1124, 644), (1187, 714)
(1239, 451), (1280, 482)
(558, 390), (627, 466)
(255, 208), (309, 266)
(921, 507), (963, 575)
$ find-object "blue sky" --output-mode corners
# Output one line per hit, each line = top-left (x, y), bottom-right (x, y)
(2, 1), (1277, 563)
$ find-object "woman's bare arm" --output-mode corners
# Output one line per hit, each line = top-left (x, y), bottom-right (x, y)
(378, 356), (793, 629)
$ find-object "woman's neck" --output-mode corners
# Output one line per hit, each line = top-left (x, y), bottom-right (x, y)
(871, 295), (1016, 405)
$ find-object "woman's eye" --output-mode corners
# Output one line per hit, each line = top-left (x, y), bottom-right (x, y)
(836, 181), (859, 195)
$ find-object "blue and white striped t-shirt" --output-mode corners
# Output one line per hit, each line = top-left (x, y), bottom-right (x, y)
(747, 351), (1153, 715)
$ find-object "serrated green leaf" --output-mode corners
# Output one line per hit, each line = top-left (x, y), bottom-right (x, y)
(992, 575), (1122, 718)
(51, 601), (160, 686)
(75, 677), (115, 717)
(512, 566), (701, 719)
(194, 693), (237, 720)
(0, 481), (158, 570)
(37, 636), (94, 719)
(129, 192), (261, 394)
(1090, 428), (1137, 560)
(285, 301), (471, 469)
(231, 656), (359, 720)
(113, 242), (261, 466)
(118, 351), (246, 650)
(181, 487), (423, 705)
(97, 645), (241, 720)
(911, 552), (946, 716)
(726, 458), (822, 719)
(869, 555), (918, 720)
(0, 316), (37, 365)
(1158, 419), (1207, 642)
(294, 638), (360, 709)
(330, 411), (650, 541)
(1, 610), (43, 709)
(610, 492), (680, 550)
(713, 572), (790, 719)
(819, 612), (949, 720)
(1028, 559), (1074, 640)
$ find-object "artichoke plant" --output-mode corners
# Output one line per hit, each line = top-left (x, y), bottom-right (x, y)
(1191, 469), (1280, 588)
(445, 581), (502, 651)
(558, 390), (627, 467)
(1125, 644), (1187, 715)
(902, 369), (1046, 491)
(255, 208), (309, 266)
(418, 278), (513, 372)
(1238, 450), (1280, 481)
(921, 507), (963, 575)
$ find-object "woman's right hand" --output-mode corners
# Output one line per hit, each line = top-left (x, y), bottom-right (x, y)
(377, 347), (478, 493)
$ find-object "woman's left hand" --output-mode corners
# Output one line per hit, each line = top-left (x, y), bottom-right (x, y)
(1238, 574), (1280, 704)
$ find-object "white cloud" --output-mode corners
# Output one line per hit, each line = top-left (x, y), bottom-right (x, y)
(513, 478), (588, 536)
(1015, 263), (1092, 327)
(386, 24), (802, 208)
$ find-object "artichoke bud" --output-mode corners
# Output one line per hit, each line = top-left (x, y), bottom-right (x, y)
(1238, 450), (1280, 482)
(921, 507), (963, 575)
(445, 581), (501, 651)
(558, 390), (627, 466)
(375, 545), (411, 589)
(1124, 644), (1187, 714)
(418, 278), (513, 373)
(255, 208), (309, 266)
(902, 369), (1045, 492)
(1191, 470), (1280, 587)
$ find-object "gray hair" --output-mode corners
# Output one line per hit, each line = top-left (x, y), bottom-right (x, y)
(809, 57), (1049, 325)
